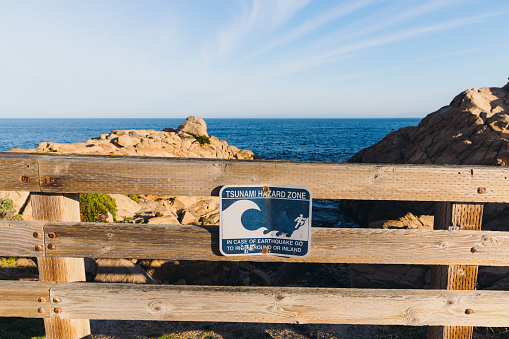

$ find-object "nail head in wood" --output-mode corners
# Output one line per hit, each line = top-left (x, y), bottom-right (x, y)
(477, 187), (486, 194)
(47, 243), (56, 250)
(53, 297), (61, 303)
(37, 307), (44, 314)
(44, 176), (53, 184)
(465, 308), (474, 315)
(53, 307), (62, 314)
(33, 231), (42, 238)
(48, 232), (57, 239)
(471, 246), (479, 253)
(38, 297), (46, 303)
(34, 244), (43, 252)
(20, 175), (30, 183)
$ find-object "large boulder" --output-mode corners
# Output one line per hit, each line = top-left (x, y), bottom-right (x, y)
(109, 194), (142, 221)
(344, 81), (509, 229)
(176, 116), (208, 137)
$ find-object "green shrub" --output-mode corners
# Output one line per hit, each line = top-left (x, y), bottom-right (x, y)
(0, 257), (16, 268)
(0, 199), (21, 220)
(195, 135), (210, 145)
(79, 194), (117, 222)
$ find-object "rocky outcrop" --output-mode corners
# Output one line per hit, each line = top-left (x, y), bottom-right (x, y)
(8, 116), (254, 160)
(347, 81), (509, 290)
(344, 82), (509, 229)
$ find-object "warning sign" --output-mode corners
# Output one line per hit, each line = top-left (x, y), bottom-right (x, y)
(219, 185), (312, 257)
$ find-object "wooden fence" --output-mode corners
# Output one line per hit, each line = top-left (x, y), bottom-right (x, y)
(1, 152), (509, 339)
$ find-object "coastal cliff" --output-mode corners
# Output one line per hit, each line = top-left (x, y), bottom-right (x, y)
(345, 81), (509, 229)
(346, 80), (509, 290)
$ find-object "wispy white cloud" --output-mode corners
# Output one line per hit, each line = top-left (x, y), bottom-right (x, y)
(214, 0), (310, 58)
(412, 48), (482, 62)
(353, 0), (464, 37)
(241, 0), (375, 63)
(256, 12), (499, 78)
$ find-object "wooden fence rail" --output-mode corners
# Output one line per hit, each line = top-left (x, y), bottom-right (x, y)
(1, 153), (509, 339)
(2, 152), (509, 201)
(3, 281), (509, 327)
(2, 220), (509, 266)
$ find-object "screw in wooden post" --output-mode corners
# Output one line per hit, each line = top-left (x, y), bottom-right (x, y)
(53, 297), (61, 303)
(477, 187), (486, 194)
(53, 307), (62, 314)
(43, 176), (53, 184)
(48, 232), (57, 239)
(47, 243), (56, 250)
(38, 297), (46, 303)
(20, 176), (31, 183)
(34, 244), (43, 252)
(471, 246), (479, 253)
(465, 309), (474, 314)
(37, 307), (45, 314)
(33, 231), (42, 238)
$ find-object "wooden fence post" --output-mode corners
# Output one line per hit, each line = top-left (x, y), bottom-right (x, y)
(427, 202), (484, 339)
(31, 193), (91, 339)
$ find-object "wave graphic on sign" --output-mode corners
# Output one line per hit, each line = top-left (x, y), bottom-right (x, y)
(221, 200), (262, 238)
(222, 198), (309, 238)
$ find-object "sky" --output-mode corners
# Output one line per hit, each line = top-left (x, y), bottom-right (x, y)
(1, 0), (508, 118)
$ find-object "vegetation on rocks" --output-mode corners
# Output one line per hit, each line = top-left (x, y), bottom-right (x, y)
(195, 135), (211, 145)
(0, 198), (21, 220)
(79, 193), (117, 222)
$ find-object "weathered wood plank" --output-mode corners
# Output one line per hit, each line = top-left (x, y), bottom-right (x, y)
(43, 222), (509, 265)
(0, 220), (46, 257)
(0, 153), (40, 191)
(0, 280), (53, 318)
(49, 282), (509, 326)
(1, 153), (508, 202)
(428, 202), (484, 339)
(31, 193), (91, 339)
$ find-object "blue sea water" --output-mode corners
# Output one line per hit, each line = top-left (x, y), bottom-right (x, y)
(0, 118), (421, 227)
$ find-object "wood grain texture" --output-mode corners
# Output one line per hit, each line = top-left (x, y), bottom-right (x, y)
(42, 222), (509, 265)
(0, 220), (46, 257)
(31, 193), (91, 339)
(428, 202), (484, 339)
(1, 153), (509, 202)
(0, 280), (53, 318)
(48, 282), (509, 326)
(0, 153), (40, 191)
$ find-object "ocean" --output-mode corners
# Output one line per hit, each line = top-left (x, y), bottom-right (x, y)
(0, 118), (421, 227)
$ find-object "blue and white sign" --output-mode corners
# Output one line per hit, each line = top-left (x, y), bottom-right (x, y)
(220, 185), (312, 257)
